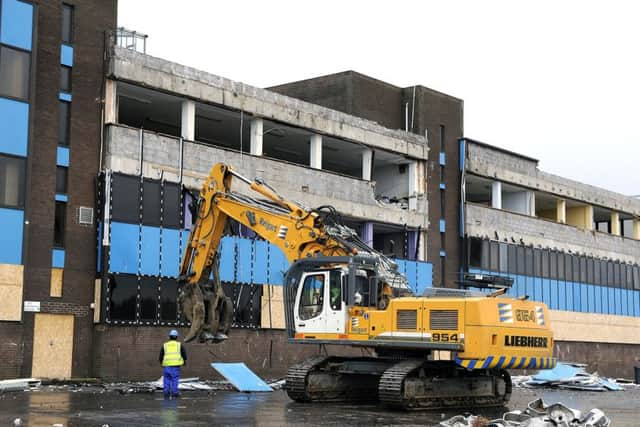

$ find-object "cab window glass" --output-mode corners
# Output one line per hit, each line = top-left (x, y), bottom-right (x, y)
(329, 271), (342, 310)
(299, 274), (324, 320)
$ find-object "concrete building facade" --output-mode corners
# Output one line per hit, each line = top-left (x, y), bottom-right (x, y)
(1, 1), (638, 382)
(461, 138), (640, 376)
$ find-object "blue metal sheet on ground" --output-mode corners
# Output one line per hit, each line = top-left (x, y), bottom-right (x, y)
(211, 362), (273, 392)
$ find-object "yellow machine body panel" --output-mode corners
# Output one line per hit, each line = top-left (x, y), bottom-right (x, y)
(295, 295), (555, 371)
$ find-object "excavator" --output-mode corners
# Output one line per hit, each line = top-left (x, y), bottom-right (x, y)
(178, 163), (556, 410)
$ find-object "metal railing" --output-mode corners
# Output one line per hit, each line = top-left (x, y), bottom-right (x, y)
(114, 27), (147, 53)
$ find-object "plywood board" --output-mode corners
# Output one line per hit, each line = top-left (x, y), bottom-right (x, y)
(94, 279), (101, 323)
(260, 285), (285, 329)
(50, 268), (63, 297)
(32, 313), (74, 379)
(0, 264), (24, 321)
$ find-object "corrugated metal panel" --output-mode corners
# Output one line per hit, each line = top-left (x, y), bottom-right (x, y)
(396, 309), (417, 330)
(430, 310), (458, 330)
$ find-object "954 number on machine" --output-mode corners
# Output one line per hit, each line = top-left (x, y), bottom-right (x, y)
(431, 333), (458, 342)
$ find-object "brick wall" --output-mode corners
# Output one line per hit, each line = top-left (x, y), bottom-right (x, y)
(93, 326), (361, 381)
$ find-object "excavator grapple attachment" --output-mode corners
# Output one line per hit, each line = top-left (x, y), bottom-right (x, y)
(179, 269), (232, 343)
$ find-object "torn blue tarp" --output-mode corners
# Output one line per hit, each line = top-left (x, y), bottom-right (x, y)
(211, 363), (273, 392)
(524, 362), (623, 391)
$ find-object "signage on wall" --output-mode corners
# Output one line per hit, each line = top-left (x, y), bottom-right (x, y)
(24, 301), (41, 312)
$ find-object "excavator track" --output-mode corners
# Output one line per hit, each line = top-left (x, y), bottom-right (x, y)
(285, 356), (329, 402)
(379, 360), (512, 410)
(287, 356), (512, 410)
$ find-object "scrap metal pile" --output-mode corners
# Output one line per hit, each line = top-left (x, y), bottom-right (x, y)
(440, 398), (611, 427)
(512, 362), (624, 392)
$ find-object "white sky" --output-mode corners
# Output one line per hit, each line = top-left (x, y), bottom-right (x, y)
(118, 1), (640, 196)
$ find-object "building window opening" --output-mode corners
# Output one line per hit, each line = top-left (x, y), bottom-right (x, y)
(54, 201), (66, 248)
(62, 4), (74, 44)
(0, 155), (26, 208)
(58, 101), (70, 146)
(56, 166), (68, 194)
(60, 65), (72, 92)
(0, 46), (30, 100)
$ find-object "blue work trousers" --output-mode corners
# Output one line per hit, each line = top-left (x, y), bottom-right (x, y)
(163, 366), (181, 397)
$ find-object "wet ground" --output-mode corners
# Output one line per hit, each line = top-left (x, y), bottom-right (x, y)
(1, 386), (639, 426)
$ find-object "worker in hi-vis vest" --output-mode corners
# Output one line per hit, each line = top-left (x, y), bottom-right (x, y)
(159, 329), (187, 398)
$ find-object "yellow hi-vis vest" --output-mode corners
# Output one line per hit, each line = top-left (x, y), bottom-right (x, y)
(162, 340), (184, 367)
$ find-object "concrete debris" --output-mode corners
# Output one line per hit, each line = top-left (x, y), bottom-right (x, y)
(268, 379), (286, 390)
(0, 378), (41, 392)
(150, 377), (216, 391)
(439, 398), (611, 427)
(512, 362), (623, 391)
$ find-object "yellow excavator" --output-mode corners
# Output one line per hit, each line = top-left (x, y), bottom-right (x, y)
(178, 163), (556, 409)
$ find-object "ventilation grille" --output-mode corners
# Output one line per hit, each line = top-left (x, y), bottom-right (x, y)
(78, 206), (94, 225)
(430, 310), (458, 330)
(396, 310), (417, 330)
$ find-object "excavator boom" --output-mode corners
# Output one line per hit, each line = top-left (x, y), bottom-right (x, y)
(178, 163), (406, 342)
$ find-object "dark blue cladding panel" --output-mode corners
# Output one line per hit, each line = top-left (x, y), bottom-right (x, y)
(219, 236), (235, 282)
(140, 226), (160, 275)
(236, 237), (252, 284)
(0, 0), (33, 51)
(0, 98), (29, 157)
(0, 208), (23, 264)
(252, 240), (268, 284)
(109, 222), (139, 274)
(161, 228), (180, 278)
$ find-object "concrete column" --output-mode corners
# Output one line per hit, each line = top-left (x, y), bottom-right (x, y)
(491, 181), (502, 209)
(104, 79), (117, 124)
(611, 212), (621, 236)
(250, 118), (263, 156)
(361, 148), (373, 181)
(408, 161), (418, 211)
(585, 206), (594, 231)
(181, 100), (195, 141)
(557, 199), (566, 223)
(310, 134), (322, 169)
(360, 222), (374, 247)
(527, 190), (536, 216)
(633, 218), (640, 240)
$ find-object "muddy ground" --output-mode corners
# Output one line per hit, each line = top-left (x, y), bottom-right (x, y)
(1, 386), (638, 426)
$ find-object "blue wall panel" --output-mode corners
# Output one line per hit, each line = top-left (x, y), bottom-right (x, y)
(52, 248), (65, 268)
(109, 222), (139, 274)
(61, 44), (73, 66)
(252, 240), (268, 284)
(0, 0), (33, 50)
(534, 276), (542, 302)
(57, 146), (70, 166)
(0, 208), (23, 264)
(161, 228), (180, 278)
(416, 262), (432, 295)
(140, 226), (160, 275)
(267, 244), (288, 285)
(608, 288), (615, 315)
(219, 236), (235, 282)
(0, 98), (29, 157)
(405, 261), (418, 294)
(236, 237), (252, 284)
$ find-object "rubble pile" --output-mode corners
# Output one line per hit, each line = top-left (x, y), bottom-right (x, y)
(439, 398), (611, 427)
(512, 362), (623, 391)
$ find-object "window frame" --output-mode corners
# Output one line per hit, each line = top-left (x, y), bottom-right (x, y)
(58, 100), (71, 146)
(0, 44), (31, 101)
(53, 200), (66, 248)
(61, 3), (74, 44)
(0, 154), (27, 209)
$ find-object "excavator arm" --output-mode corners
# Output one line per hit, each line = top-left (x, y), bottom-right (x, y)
(178, 163), (406, 342)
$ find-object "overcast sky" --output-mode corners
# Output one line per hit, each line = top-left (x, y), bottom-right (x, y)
(118, 1), (639, 196)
